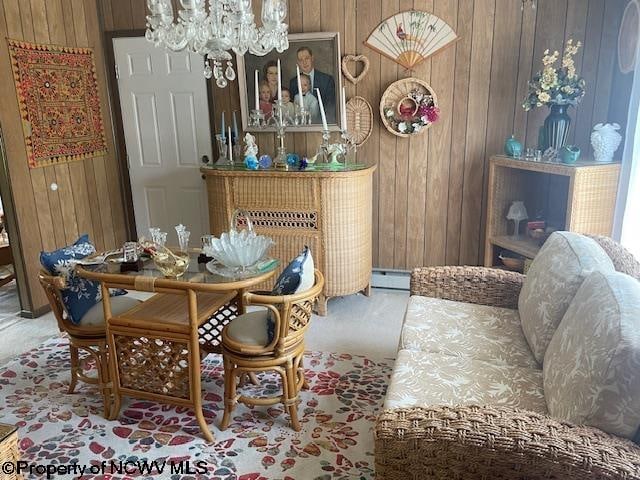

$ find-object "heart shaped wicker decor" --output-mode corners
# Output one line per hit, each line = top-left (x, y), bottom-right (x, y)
(341, 54), (370, 84)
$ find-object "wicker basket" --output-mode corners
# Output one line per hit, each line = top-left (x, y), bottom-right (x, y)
(380, 77), (438, 138)
(0, 424), (21, 480)
(345, 96), (373, 146)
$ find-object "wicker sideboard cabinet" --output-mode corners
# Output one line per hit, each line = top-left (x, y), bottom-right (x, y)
(201, 165), (376, 315)
(484, 155), (621, 268)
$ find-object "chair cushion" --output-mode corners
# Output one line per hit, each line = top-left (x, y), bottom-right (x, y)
(544, 271), (640, 440)
(226, 310), (271, 346)
(80, 296), (143, 327)
(384, 349), (547, 413)
(518, 231), (614, 364)
(401, 296), (538, 368)
(40, 234), (127, 325)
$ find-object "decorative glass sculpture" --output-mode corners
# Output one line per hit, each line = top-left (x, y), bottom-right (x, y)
(203, 210), (274, 269)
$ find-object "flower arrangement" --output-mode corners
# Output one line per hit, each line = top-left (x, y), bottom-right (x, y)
(523, 39), (586, 111)
(383, 88), (440, 135)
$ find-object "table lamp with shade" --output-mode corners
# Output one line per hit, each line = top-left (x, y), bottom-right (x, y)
(507, 201), (528, 237)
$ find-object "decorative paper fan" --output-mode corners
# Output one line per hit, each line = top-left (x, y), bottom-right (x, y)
(365, 10), (458, 70)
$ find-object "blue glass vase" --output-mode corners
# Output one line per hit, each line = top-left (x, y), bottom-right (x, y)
(543, 104), (571, 151)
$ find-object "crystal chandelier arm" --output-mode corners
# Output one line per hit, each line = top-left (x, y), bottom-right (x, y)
(146, 0), (289, 86)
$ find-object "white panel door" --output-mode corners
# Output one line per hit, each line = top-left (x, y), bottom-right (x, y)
(113, 37), (211, 246)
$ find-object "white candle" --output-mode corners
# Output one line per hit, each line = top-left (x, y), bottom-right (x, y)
(277, 58), (282, 102)
(254, 70), (259, 111)
(296, 65), (304, 110)
(316, 88), (328, 131)
(341, 86), (347, 129)
(228, 127), (232, 161)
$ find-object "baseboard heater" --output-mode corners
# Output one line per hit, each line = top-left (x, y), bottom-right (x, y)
(371, 269), (410, 290)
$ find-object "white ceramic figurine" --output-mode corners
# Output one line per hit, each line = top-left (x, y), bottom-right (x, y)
(243, 132), (258, 158)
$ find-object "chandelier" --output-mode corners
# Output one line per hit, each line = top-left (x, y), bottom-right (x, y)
(145, 0), (289, 88)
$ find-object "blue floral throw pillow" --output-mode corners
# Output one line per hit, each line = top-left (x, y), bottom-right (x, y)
(40, 234), (126, 325)
(267, 246), (315, 342)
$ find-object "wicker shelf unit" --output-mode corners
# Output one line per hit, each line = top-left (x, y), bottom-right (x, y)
(484, 155), (621, 268)
(201, 166), (376, 316)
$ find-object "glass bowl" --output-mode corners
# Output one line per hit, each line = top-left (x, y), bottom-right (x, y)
(203, 229), (274, 269)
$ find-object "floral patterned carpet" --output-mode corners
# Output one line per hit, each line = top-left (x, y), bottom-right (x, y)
(0, 337), (392, 480)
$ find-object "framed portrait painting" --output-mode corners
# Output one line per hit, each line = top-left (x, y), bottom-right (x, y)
(237, 32), (343, 132)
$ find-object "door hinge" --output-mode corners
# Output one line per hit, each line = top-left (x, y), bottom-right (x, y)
(115, 63), (120, 80)
(125, 153), (130, 170)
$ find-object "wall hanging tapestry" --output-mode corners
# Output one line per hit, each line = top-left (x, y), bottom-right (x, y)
(365, 10), (457, 70)
(8, 39), (107, 168)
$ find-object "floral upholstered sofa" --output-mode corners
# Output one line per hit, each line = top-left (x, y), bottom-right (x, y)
(375, 232), (640, 480)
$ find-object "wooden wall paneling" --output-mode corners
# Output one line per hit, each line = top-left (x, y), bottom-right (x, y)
(111, 0), (134, 30)
(376, 0), (399, 269)
(73, 0), (105, 251)
(48, 0), (80, 245)
(563, 0), (588, 146)
(289, 0), (307, 160)
(131, 0), (147, 29)
(101, 0), (115, 31)
(393, 0), (414, 269)
(61, 0), (94, 241)
(608, 0), (633, 133)
(0, 0), (44, 308)
(445, 0), (472, 264)
(29, 0), (67, 248)
(61, 0), (76, 44)
(356, 0), (381, 266)
(459, 0), (495, 265)
(425, 0), (456, 266)
(87, 0), (128, 246)
(404, 0), (432, 268)
(524, 0), (568, 149)
(511, 3), (537, 144)
(572, 0), (605, 154)
(591, 0), (622, 128)
(114, 0), (631, 270)
(479, 0), (522, 256)
(303, 0), (322, 158)
(14, 0), (57, 254)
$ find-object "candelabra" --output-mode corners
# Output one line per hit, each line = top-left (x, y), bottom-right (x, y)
(215, 134), (230, 165)
(248, 101), (312, 169)
(314, 128), (357, 169)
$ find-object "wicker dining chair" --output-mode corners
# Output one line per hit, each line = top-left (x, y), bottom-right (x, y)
(220, 270), (324, 431)
(38, 271), (113, 418)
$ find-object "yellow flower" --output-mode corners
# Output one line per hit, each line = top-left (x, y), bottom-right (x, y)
(541, 67), (558, 88)
(538, 92), (551, 103)
(543, 50), (559, 66)
(561, 86), (574, 94)
(564, 39), (581, 57)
